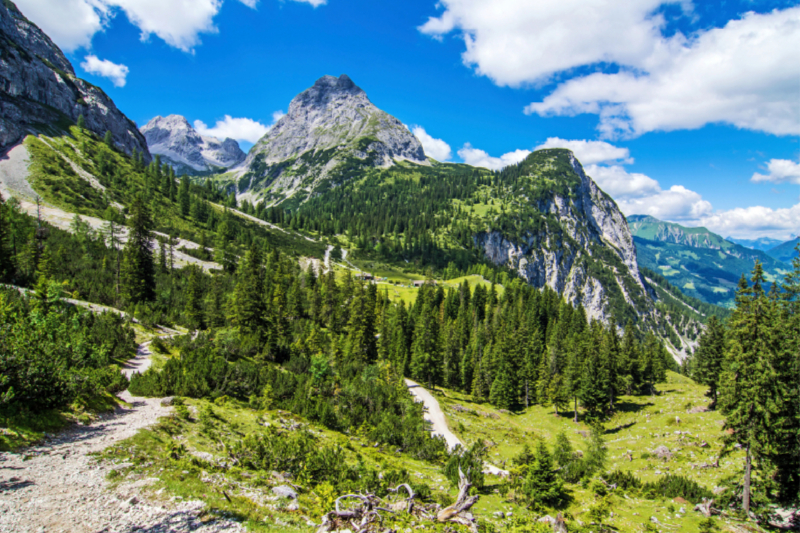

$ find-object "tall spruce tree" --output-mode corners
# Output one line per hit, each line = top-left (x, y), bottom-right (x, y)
(693, 316), (726, 406)
(120, 197), (155, 304)
(719, 263), (784, 513)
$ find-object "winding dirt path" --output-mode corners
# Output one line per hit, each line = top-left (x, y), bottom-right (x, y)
(0, 341), (244, 533)
(404, 379), (509, 477)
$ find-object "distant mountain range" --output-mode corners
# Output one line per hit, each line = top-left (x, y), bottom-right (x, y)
(767, 237), (800, 264)
(726, 236), (784, 252)
(140, 115), (245, 175)
(628, 215), (791, 308)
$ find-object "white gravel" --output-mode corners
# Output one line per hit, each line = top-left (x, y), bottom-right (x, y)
(0, 341), (246, 533)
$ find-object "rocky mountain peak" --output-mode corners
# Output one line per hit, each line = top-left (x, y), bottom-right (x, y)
(0, 1), (150, 159)
(235, 74), (426, 204)
(141, 114), (245, 174)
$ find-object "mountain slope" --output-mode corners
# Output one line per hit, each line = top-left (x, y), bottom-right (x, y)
(0, 1), (149, 159)
(228, 74), (427, 204)
(141, 115), (245, 175)
(628, 215), (789, 307)
(767, 237), (800, 263)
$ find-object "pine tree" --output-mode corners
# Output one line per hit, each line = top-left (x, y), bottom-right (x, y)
(178, 175), (191, 217)
(214, 218), (238, 274)
(184, 266), (204, 329)
(232, 244), (265, 335)
(522, 440), (565, 510)
(719, 263), (784, 513)
(120, 197), (155, 304)
(103, 130), (113, 148)
(77, 114), (85, 129)
(693, 316), (726, 406)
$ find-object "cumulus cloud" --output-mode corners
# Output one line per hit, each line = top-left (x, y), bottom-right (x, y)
(751, 159), (800, 185)
(194, 113), (281, 143)
(458, 144), (530, 170)
(419, 0), (671, 86)
(80, 54), (129, 87)
(14, 0), (110, 52)
(584, 164), (660, 199)
(695, 204), (800, 241)
(15, 0), (275, 54)
(411, 126), (452, 161)
(617, 185), (713, 221)
(421, 1), (800, 138)
(535, 137), (632, 165)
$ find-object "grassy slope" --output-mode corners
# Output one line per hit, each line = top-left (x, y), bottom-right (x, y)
(432, 371), (741, 532)
(99, 370), (742, 532)
(634, 236), (789, 308)
(101, 397), (454, 533)
(21, 127), (326, 260)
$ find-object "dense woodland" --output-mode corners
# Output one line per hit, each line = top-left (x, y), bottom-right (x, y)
(686, 257), (800, 512)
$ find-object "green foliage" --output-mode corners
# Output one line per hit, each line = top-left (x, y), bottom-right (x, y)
(0, 288), (133, 413)
(443, 441), (486, 490)
(604, 470), (713, 502)
(521, 440), (566, 510)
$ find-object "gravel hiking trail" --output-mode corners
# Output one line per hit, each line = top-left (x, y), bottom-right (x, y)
(404, 379), (508, 477)
(0, 340), (245, 533)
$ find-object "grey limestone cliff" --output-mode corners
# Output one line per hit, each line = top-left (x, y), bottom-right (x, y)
(234, 74), (426, 203)
(474, 151), (648, 323)
(0, 1), (148, 159)
(141, 115), (245, 175)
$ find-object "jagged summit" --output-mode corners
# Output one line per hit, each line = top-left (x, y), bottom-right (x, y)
(234, 74), (426, 203)
(141, 115), (245, 175)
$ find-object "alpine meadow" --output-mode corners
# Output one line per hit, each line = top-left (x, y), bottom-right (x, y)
(1, 1), (799, 532)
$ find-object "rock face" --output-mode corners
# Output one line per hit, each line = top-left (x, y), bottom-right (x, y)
(141, 115), (245, 175)
(234, 74), (426, 203)
(474, 150), (649, 323)
(0, 1), (149, 159)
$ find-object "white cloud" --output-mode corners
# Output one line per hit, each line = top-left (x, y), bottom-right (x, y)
(751, 159), (800, 185)
(14, 0), (110, 52)
(419, 0), (672, 86)
(584, 164), (660, 199)
(421, 1), (800, 138)
(292, 0), (326, 6)
(411, 126), (452, 161)
(695, 204), (800, 241)
(80, 54), (129, 87)
(194, 112), (283, 143)
(458, 144), (530, 170)
(15, 0), (269, 54)
(535, 137), (632, 165)
(617, 185), (713, 221)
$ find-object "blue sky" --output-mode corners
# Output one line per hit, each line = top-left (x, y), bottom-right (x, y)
(14, 0), (800, 240)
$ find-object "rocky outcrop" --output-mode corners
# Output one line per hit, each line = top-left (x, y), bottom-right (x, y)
(474, 150), (649, 323)
(234, 74), (426, 203)
(141, 115), (245, 175)
(0, 1), (149, 159)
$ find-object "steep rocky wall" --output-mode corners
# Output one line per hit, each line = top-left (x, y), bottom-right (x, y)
(0, 1), (149, 160)
(474, 151), (648, 324)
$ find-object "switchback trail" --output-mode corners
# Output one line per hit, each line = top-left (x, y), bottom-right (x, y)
(0, 340), (245, 533)
(404, 379), (509, 477)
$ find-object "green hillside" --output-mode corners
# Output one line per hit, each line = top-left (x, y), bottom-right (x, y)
(628, 216), (790, 308)
(767, 237), (800, 263)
